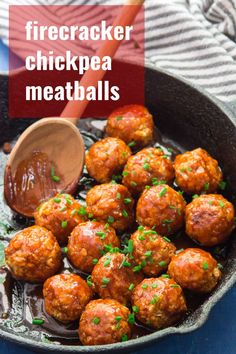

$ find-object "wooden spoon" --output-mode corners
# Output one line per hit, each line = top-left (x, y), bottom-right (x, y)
(4, 0), (144, 217)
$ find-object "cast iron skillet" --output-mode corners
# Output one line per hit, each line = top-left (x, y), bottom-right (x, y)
(0, 61), (236, 353)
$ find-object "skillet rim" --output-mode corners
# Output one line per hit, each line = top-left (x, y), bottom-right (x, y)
(0, 60), (236, 353)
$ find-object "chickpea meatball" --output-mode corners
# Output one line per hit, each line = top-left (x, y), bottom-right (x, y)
(174, 148), (222, 194)
(106, 105), (154, 148)
(5, 226), (62, 283)
(131, 227), (176, 276)
(43, 273), (93, 322)
(79, 299), (131, 345)
(136, 185), (186, 235)
(131, 277), (187, 329)
(168, 248), (222, 293)
(34, 193), (86, 245)
(186, 194), (235, 246)
(91, 252), (143, 305)
(68, 221), (120, 273)
(86, 183), (134, 231)
(122, 148), (174, 195)
(85, 137), (131, 183)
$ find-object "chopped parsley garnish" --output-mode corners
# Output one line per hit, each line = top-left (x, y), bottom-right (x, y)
(161, 274), (170, 278)
(218, 200), (225, 208)
(116, 192), (121, 200)
(202, 262), (209, 270)
(87, 275), (93, 287)
(124, 198), (132, 204)
(150, 295), (160, 305)
(131, 181), (137, 187)
(102, 277), (110, 285)
(128, 141), (136, 147)
(128, 283), (135, 291)
(96, 231), (106, 240)
(103, 257), (111, 267)
(158, 261), (166, 267)
(143, 163), (150, 171)
(127, 313), (135, 325)
(163, 236), (171, 243)
(92, 317), (100, 325)
(71, 209), (77, 216)
(51, 164), (60, 183)
(144, 250), (152, 258)
(32, 318), (44, 325)
(122, 210), (128, 218)
(107, 216), (114, 224)
(219, 181), (226, 190)
(115, 316), (122, 322)
(78, 206), (87, 215)
(61, 220), (68, 228)
(133, 265), (142, 273)
(159, 187), (167, 197)
(132, 306), (139, 313)
(121, 334), (128, 342)
(170, 284), (180, 288)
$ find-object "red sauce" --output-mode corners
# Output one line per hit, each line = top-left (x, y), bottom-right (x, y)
(4, 151), (63, 217)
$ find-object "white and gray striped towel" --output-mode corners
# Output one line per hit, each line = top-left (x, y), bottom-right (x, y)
(0, 0), (236, 102)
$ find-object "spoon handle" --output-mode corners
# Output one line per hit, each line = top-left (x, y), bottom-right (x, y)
(61, 0), (144, 123)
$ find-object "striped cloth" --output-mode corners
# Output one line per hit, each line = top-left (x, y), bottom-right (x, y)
(0, 0), (236, 102)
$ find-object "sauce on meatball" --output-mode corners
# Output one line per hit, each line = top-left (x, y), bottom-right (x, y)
(136, 185), (186, 235)
(86, 183), (134, 231)
(85, 137), (131, 183)
(79, 299), (132, 345)
(174, 148), (222, 194)
(5, 226), (62, 283)
(122, 147), (174, 195)
(168, 248), (222, 293)
(68, 221), (120, 273)
(34, 193), (86, 244)
(186, 194), (235, 246)
(131, 277), (187, 329)
(106, 105), (154, 148)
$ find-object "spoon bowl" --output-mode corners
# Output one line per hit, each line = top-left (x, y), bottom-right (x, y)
(4, 118), (84, 217)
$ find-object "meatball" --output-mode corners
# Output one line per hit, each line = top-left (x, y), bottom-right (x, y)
(85, 137), (131, 183)
(34, 193), (86, 245)
(68, 221), (120, 273)
(174, 148), (222, 194)
(86, 183), (134, 231)
(122, 148), (174, 195)
(168, 248), (222, 293)
(43, 273), (93, 322)
(136, 185), (186, 235)
(5, 226), (61, 283)
(91, 252), (143, 305)
(106, 105), (154, 148)
(131, 227), (176, 276)
(79, 299), (131, 345)
(186, 194), (235, 246)
(131, 277), (187, 329)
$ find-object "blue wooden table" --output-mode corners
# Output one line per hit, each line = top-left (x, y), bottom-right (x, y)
(0, 39), (236, 354)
